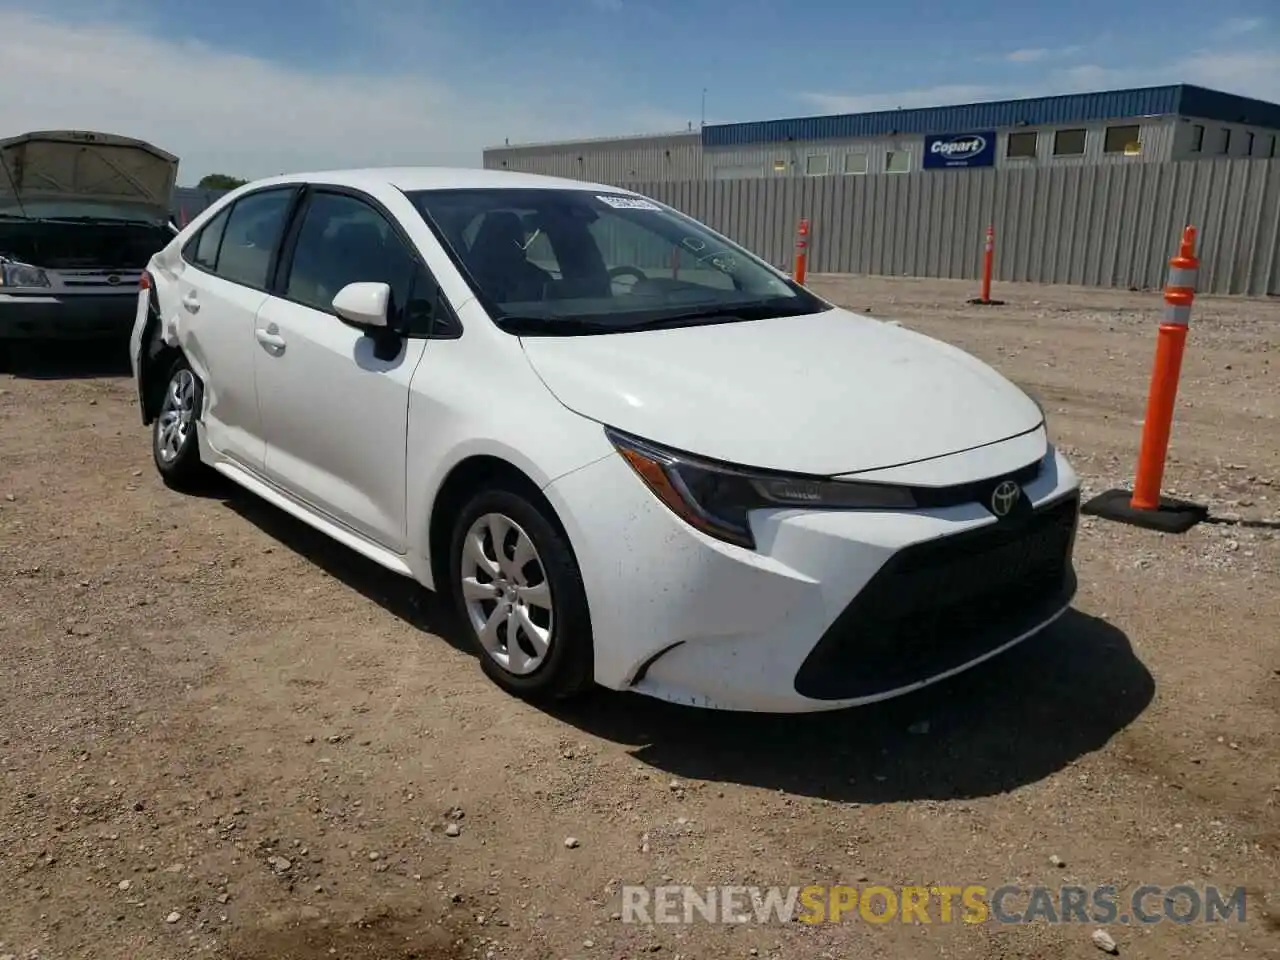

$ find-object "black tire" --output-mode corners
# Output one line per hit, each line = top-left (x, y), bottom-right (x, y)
(151, 355), (208, 490)
(448, 486), (594, 702)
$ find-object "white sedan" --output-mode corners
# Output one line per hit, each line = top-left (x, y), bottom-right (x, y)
(130, 167), (1080, 713)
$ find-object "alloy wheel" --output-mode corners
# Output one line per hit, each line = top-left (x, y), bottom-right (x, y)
(460, 512), (554, 675)
(156, 368), (196, 463)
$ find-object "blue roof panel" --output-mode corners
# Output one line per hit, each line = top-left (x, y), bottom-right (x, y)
(701, 84), (1280, 147)
(1178, 84), (1280, 129)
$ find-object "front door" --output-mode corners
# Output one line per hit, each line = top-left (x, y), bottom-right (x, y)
(252, 189), (427, 552)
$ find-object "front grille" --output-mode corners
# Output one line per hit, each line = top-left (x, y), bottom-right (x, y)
(58, 271), (139, 289)
(793, 493), (1079, 701)
(907, 456), (1042, 509)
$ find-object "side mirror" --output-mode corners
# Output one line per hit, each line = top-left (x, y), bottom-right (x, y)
(332, 282), (390, 330)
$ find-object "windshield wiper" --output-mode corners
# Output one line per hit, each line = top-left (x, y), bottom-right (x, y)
(497, 300), (821, 337)
(40, 216), (156, 225)
(496, 314), (620, 336)
(607, 300), (815, 333)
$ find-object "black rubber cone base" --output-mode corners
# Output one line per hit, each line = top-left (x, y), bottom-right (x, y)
(966, 297), (1006, 305)
(1081, 488), (1208, 533)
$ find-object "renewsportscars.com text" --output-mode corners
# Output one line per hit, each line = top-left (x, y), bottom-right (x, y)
(621, 884), (1247, 925)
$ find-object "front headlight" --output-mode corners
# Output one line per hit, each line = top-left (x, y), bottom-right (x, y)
(0, 260), (52, 289)
(606, 427), (916, 550)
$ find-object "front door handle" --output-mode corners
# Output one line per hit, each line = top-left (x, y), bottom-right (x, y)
(181, 292), (200, 313)
(255, 328), (286, 353)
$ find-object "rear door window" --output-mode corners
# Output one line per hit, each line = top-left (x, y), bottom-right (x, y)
(214, 189), (295, 290)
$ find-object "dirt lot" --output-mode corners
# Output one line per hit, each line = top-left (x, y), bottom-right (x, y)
(1, 276), (1278, 960)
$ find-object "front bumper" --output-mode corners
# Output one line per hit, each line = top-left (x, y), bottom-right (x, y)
(0, 292), (138, 340)
(543, 444), (1080, 713)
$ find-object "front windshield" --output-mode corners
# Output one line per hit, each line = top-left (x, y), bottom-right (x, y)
(0, 199), (163, 224)
(406, 187), (828, 333)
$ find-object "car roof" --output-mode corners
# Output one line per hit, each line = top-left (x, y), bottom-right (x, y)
(241, 167), (634, 196)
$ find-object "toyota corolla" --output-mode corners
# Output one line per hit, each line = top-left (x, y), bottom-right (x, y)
(131, 167), (1080, 713)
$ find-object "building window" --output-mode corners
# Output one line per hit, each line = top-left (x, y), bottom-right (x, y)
(1104, 124), (1141, 155)
(805, 154), (830, 176)
(843, 152), (868, 175)
(1221, 129), (1232, 154)
(772, 159), (787, 173)
(1190, 124), (1205, 152)
(1246, 132), (1256, 156)
(1268, 135), (1277, 159)
(1053, 128), (1087, 156)
(885, 150), (910, 173)
(1006, 132), (1038, 159)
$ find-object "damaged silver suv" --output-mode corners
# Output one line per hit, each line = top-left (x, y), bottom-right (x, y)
(0, 130), (179, 344)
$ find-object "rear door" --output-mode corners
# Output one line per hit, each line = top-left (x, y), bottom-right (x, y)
(171, 187), (298, 471)
(251, 187), (429, 551)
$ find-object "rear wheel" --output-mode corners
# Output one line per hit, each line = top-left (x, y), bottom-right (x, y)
(448, 487), (594, 702)
(152, 356), (207, 489)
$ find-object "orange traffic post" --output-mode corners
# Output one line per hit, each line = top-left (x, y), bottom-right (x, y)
(670, 246), (680, 280)
(966, 224), (1005, 305)
(1080, 225), (1209, 533)
(793, 217), (809, 286)
(179, 207), (188, 227)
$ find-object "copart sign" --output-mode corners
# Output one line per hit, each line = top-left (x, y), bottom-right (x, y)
(923, 131), (997, 169)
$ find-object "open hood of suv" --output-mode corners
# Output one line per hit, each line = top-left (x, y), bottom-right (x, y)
(0, 130), (178, 219)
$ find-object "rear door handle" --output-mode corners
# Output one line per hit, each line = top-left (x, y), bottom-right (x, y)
(255, 328), (287, 353)
(181, 292), (200, 313)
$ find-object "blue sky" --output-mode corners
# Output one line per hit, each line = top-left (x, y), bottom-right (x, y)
(1, 0), (1277, 182)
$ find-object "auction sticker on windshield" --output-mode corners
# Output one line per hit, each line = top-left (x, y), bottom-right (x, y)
(597, 195), (660, 211)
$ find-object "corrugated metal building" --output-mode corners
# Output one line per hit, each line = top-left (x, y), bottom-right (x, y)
(482, 84), (1280, 182)
(484, 130), (702, 182)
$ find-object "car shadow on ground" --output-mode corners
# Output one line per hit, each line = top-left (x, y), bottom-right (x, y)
(220, 483), (1156, 803)
(0, 340), (133, 379)
(550, 609), (1153, 803)
(218, 487), (472, 656)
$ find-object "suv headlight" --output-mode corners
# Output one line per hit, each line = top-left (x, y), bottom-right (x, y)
(0, 261), (52, 289)
(606, 427), (916, 550)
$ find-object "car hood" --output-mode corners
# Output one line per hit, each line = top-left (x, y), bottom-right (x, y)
(0, 130), (178, 219)
(520, 306), (1044, 476)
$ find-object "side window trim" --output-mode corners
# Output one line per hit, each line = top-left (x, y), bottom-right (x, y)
(270, 187), (314, 296)
(179, 186), (303, 291)
(271, 184), (462, 339)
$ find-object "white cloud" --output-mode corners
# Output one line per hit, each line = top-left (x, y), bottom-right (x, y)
(1179, 51), (1280, 102)
(1006, 49), (1050, 63)
(797, 85), (1006, 114)
(1002, 44), (1085, 64)
(1215, 16), (1263, 37)
(798, 43), (1280, 119)
(0, 9), (667, 184)
(1046, 51), (1280, 104)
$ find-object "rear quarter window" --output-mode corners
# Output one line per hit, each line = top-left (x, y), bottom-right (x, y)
(182, 207), (231, 272)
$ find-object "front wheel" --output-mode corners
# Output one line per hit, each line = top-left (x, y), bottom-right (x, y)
(151, 357), (208, 490)
(448, 487), (594, 702)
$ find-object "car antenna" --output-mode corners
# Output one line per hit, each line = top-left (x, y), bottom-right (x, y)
(0, 150), (29, 219)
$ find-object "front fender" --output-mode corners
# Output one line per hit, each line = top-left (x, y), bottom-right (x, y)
(405, 419), (615, 589)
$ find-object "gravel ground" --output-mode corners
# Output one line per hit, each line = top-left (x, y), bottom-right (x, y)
(1, 275), (1278, 960)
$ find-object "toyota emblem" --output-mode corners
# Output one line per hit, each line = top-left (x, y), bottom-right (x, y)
(990, 480), (1021, 517)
